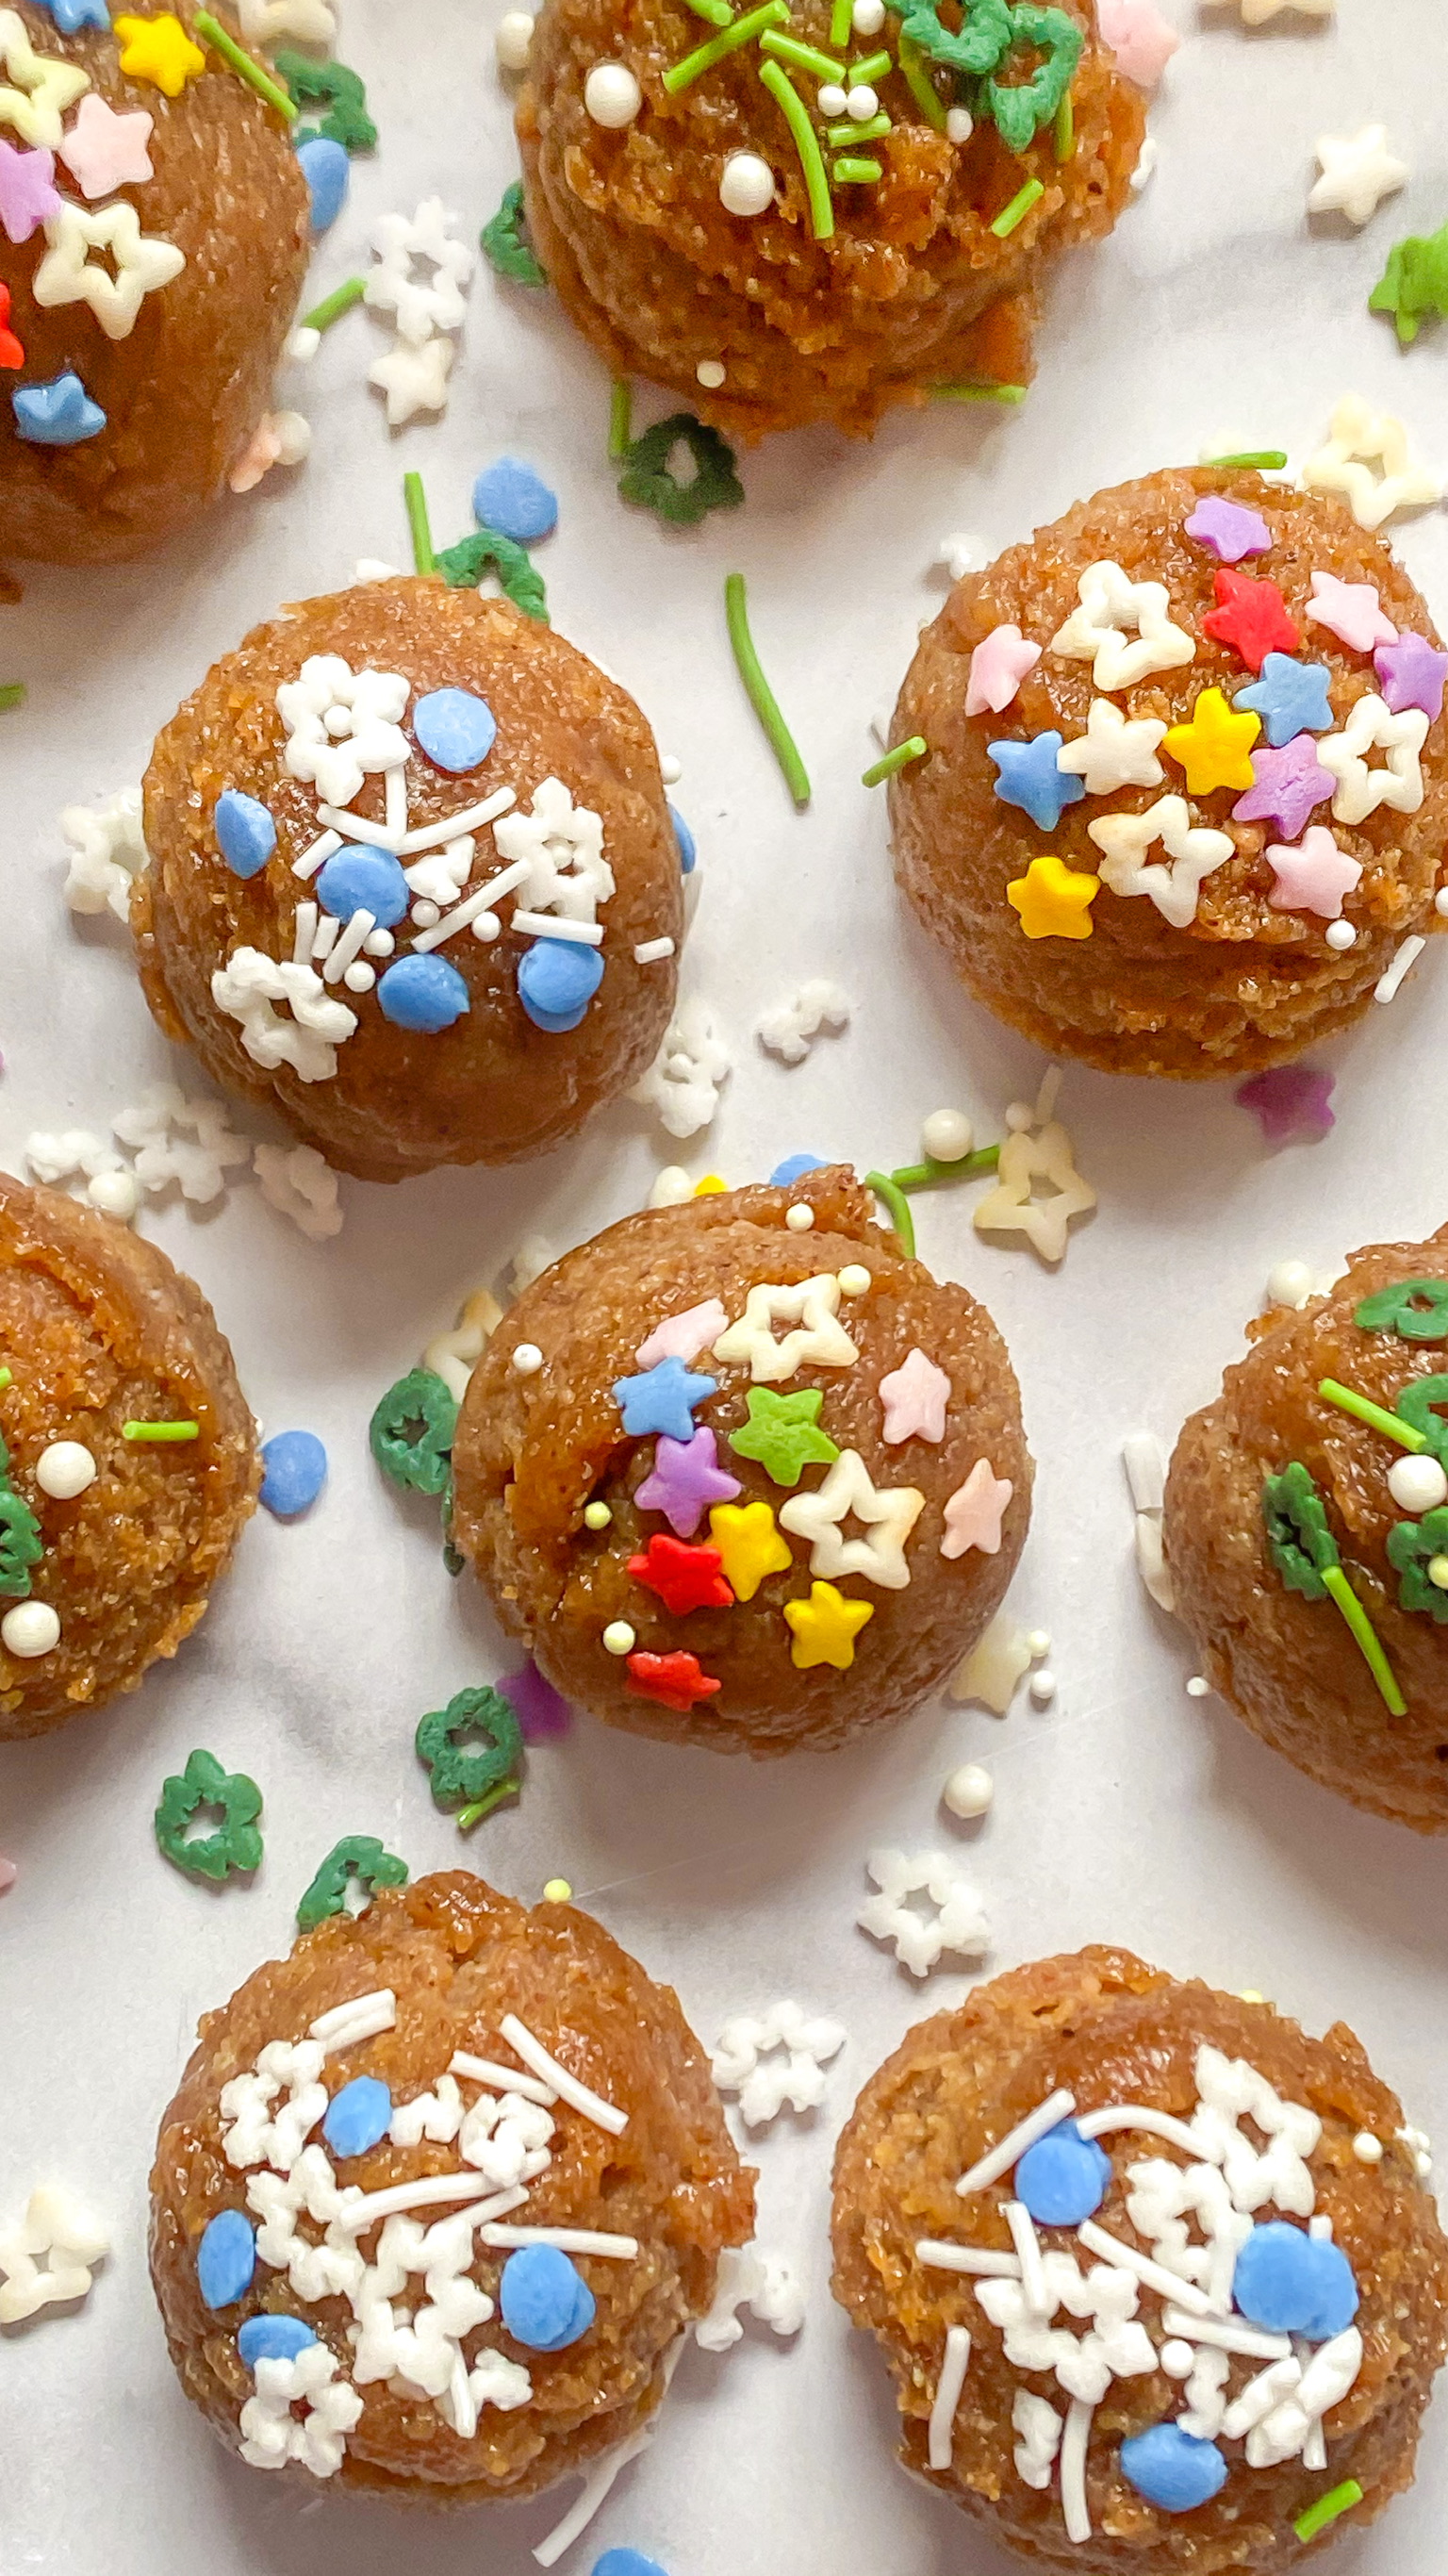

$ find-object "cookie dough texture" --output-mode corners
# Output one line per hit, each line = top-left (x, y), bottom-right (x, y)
(450, 1164), (1031, 1755)
(0, 1172), (257, 1739)
(149, 1872), (755, 2504)
(1166, 1223), (1448, 1833)
(891, 470), (1448, 1077)
(831, 1945), (1448, 2572)
(0, 1), (309, 565)
(137, 578), (683, 1181)
(518, 0), (1143, 438)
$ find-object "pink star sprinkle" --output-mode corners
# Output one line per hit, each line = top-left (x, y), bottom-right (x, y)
(1233, 735), (1336, 838)
(635, 1297), (729, 1370)
(1183, 494), (1271, 563)
(1236, 1065), (1335, 1147)
(1097, 0), (1180, 85)
(965, 623), (1042, 718)
(1374, 631), (1448, 721)
(1266, 826), (1362, 919)
(941, 1459), (1012, 1560)
(1307, 570), (1398, 655)
(58, 93), (155, 198)
(634, 1424), (740, 1538)
(0, 140), (60, 244)
(880, 1346), (951, 1445)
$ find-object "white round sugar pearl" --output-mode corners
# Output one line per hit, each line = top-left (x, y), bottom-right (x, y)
(1352, 2131), (1384, 2165)
(946, 105), (974, 143)
(1437, 887), (1448, 917)
(512, 1343), (543, 1375)
(837, 1263), (871, 1296)
(1266, 1260), (1314, 1311)
(1428, 1554), (1448, 1592)
(1028, 1668), (1057, 1708)
(649, 1166), (693, 1209)
(496, 9), (534, 73)
(3, 1601), (60, 1658)
(602, 1621), (635, 1656)
(411, 900), (440, 928)
(1026, 1629), (1051, 1657)
(363, 928), (395, 959)
(584, 1501), (613, 1530)
(921, 1108), (973, 1164)
(817, 82), (847, 117)
(1325, 919), (1357, 951)
(1389, 1454), (1448, 1514)
(697, 358), (726, 389)
(470, 912), (502, 942)
(785, 1203), (814, 1231)
(660, 753), (683, 785)
(35, 1441), (97, 1500)
(852, 0), (885, 29)
(943, 1761), (993, 1819)
(585, 62), (642, 126)
(287, 325), (321, 364)
(1185, 1676), (1210, 1698)
(846, 84), (878, 119)
(720, 150), (776, 218)
(1160, 2340), (1195, 2380)
(87, 1169), (139, 1222)
(343, 961), (376, 994)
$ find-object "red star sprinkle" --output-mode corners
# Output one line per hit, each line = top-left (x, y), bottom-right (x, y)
(1202, 567), (1301, 673)
(626, 1650), (723, 1712)
(626, 1533), (734, 1616)
(0, 285), (22, 372)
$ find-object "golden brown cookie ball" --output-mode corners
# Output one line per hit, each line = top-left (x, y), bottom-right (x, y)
(517, 0), (1143, 439)
(0, 1170), (257, 1740)
(1165, 1223), (1448, 1835)
(136, 576), (685, 1182)
(0, 0), (309, 566)
(831, 1944), (1448, 2572)
(148, 1871), (755, 2503)
(889, 469), (1448, 1077)
(449, 1162), (1031, 1756)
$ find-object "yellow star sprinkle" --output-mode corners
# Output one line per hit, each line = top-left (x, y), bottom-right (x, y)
(783, 1580), (874, 1671)
(1163, 686), (1260, 796)
(1006, 853), (1100, 941)
(693, 1173), (728, 1195)
(115, 11), (206, 96)
(710, 1499), (793, 1602)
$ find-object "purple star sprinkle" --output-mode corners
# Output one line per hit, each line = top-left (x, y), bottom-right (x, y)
(1233, 735), (1336, 838)
(634, 1424), (741, 1538)
(498, 1660), (572, 1742)
(1374, 631), (1448, 722)
(1236, 1065), (1335, 1146)
(0, 140), (60, 245)
(1184, 496), (1272, 564)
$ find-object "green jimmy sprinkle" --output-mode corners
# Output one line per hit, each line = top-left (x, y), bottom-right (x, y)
(832, 155), (882, 184)
(992, 176), (1045, 239)
(683, 0), (734, 22)
(760, 26), (846, 81)
(892, 1146), (1001, 1189)
(828, 111), (890, 146)
(193, 9), (297, 119)
(931, 382), (1028, 405)
(1317, 1376), (1426, 1454)
(724, 571), (810, 808)
(1293, 2480), (1364, 2544)
(666, 0), (788, 93)
(862, 735), (928, 787)
(759, 58), (833, 239)
(123, 1420), (200, 1443)
(300, 275), (366, 334)
(0, 683), (25, 714)
(830, 0), (852, 41)
(864, 1171), (915, 1259)
(1209, 450), (1289, 471)
(403, 468), (435, 576)
(608, 378), (634, 461)
(850, 47), (893, 83)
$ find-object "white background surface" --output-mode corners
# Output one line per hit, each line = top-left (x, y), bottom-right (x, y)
(6, 1), (1448, 2569)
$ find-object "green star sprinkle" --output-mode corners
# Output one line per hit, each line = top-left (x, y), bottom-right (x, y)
(481, 180), (547, 287)
(729, 1388), (841, 1488)
(370, 1369), (458, 1497)
(1370, 223), (1448, 347)
(1354, 1277), (1448, 1343)
(154, 1748), (263, 1884)
(297, 1836), (408, 1932)
(0, 1435), (42, 1600)
(436, 527), (550, 623)
(416, 1685), (523, 1828)
(1293, 2480), (1364, 2545)
(618, 415), (745, 528)
(275, 51), (376, 151)
(1262, 1461), (1339, 1601)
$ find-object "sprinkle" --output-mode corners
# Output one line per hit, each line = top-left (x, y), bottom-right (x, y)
(1184, 494), (1272, 562)
(1352, 2132), (1383, 2165)
(1161, 2306), (1292, 2361)
(915, 2240), (1023, 2277)
(481, 178), (547, 287)
(1060, 2399), (1094, 2546)
(193, 10), (298, 118)
(864, 1169), (914, 1256)
(831, 154), (881, 183)
(896, 28), (946, 129)
(1075, 2104), (1206, 2155)
(759, 58), (833, 239)
(608, 378), (633, 458)
(1053, 91), (1073, 158)
(1323, 1564), (1407, 1713)
(310, 1988), (396, 2045)
(1317, 1376), (1425, 1452)
(1078, 2218), (1216, 2312)
(928, 2324), (972, 2469)
(1206, 449), (1288, 471)
(862, 735), (926, 787)
(472, 455), (558, 547)
(155, 1748), (263, 1879)
(499, 2012), (629, 2135)
(991, 176), (1045, 239)
(943, 1762), (993, 1819)
(1302, 393), (1440, 532)
(724, 571), (810, 807)
(784, 1202), (814, 1231)
(2, 1601), (58, 1658)
(956, 2091), (1077, 2196)
(634, 936), (676, 964)
(1309, 125), (1407, 227)
(542, 1878), (573, 1903)
(665, 1), (790, 94)
(930, 380), (1028, 404)
(480, 2223), (638, 2259)
(0, 682), (25, 712)
(760, 26), (846, 79)
(617, 413), (744, 524)
(13, 368), (107, 444)
(123, 1419), (199, 1442)
(512, 1343), (544, 1375)
(1294, 2482), (1364, 2545)
(496, 8), (535, 69)
(449, 2050), (556, 2106)
(755, 978), (850, 1062)
(1235, 1065), (1335, 1146)
(1375, 933), (1425, 1004)
(584, 61), (642, 125)
(334, 2175), (526, 2232)
(828, 110), (890, 144)
(403, 468), (434, 575)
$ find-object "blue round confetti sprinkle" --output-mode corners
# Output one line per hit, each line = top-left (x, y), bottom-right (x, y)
(214, 789), (277, 881)
(472, 455), (558, 547)
(259, 1430), (328, 1519)
(316, 845), (410, 928)
(296, 134), (350, 234)
(593, 2556), (669, 2576)
(1119, 2424), (1227, 2514)
(378, 952), (471, 1033)
(238, 2314), (317, 2370)
(1014, 2120), (1111, 2228)
(322, 2074), (393, 2160)
(413, 686), (498, 776)
(197, 2208), (256, 2311)
(668, 805), (696, 874)
(769, 1153), (826, 1187)
(501, 2243), (596, 2352)
(1232, 2221), (1358, 2342)
(517, 937), (604, 1034)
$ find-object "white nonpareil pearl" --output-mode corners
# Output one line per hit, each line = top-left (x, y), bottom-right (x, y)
(846, 84), (878, 120)
(2, 1601), (60, 1658)
(35, 1442), (97, 1500)
(852, 0), (884, 29)
(1160, 2340), (1195, 2380)
(837, 1263), (871, 1296)
(584, 62), (642, 126)
(1388, 1453), (1448, 1514)
(946, 106), (974, 144)
(816, 82), (847, 118)
(785, 1203), (814, 1231)
(496, 9), (534, 72)
(922, 1108), (973, 1164)
(1028, 1668), (1057, 1707)
(343, 961), (376, 994)
(87, 1169), (139, 1222)
(943, 1761), (993, 1819)
(720, 151), (775, 218)
(512, 1343), (543, 1375)
(602, 1621), (635, 1656)
(1325, 919), (1357, 950)
(363, 927), (395, 958)
(1352, 2131), (1384, 2165)
(697, 358), (726, 388)
(1266, 1260), (1314, 1311)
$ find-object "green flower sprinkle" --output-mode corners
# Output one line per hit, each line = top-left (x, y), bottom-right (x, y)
(370, 1368), (458, 1496)
(0, 1436), (42, 1600)
(1293, 2480), (1364, 2545)
(865, 1169), (915, 1256)
(618, 415), (745, 527)
(1354, 1277), (1448, 1343)
(725, 570), (810, 808)
(863, 735), (928, 787)
(155, 1747), (263, 1883)
(275, 50), (376, 151)
(480, 179), (547, 287)
(1392, 1373), (1448, 1464)
(1388, 1507), (1448, 1623)
(1370, 223), (1448, 347)
(416, 1685), (523, 1824)
(436, 528), (550, 623)
(297, 1836), (408, 1932)
(1262, 1461), (1338, 1601)
(897, 0), (1013, 78)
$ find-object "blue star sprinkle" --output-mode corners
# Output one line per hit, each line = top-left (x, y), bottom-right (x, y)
(1233, 653), (1335, 750)
(13, 371), (107, 446)
(987, 730), (1086, 833)
(40, 0), (109, 27)
(611, 1355), (718, 1441)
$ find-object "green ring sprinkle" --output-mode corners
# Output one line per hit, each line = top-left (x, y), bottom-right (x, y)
(931, 381), (1028, 403)
(759, 58), (834, 239)
(725, 571), (811, 808)
(193, 10), (298, 119)
(992, 176), (1045, 238)
(850, 47), (893, 81)
(301, 275), (366, 333)
(1208, 450), (1289, 471)
(896, 29), (946, 130)
(481, 179), (547, 286)
(0, 682), (24, 713)
(403, 470), (435, 576)
(891, 1145), (1001, 1189)
(863, 735), (928, 786)
(665, 0), (788, 94)
(1317, 1378), (1427, 1453)
(865, 1170), (915, 1258)
(831, 0), (853, 41)
(1054, 90), (1074, 160)
(1322, 1564), (1407, 1716)
(1292, 2481), (1364, 2545)
(761, 27), (847, 79)
(832, 154), (882, 182)
(436, 527), (550, 621)
(609, 378), (634, 460)
(123, 1420), (200, 1442)
(827, 112), (891, 145)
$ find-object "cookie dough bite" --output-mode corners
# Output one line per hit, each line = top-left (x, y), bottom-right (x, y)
(0, 0), (309, 566)
(831, 1945), (1448, 2571)
(136, 576), (684, 1182)
(1165, 1223), (1448, 1834)
(0, 1172), (257, 1741)
(148, 1871), (754, 2502)
(890, 468), (1448, 1077)
(517, 0), (1144, 439)
(449, 1162), (1030, 1756)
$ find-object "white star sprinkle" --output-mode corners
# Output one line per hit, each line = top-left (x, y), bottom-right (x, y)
(0, 2184), (108, 2324)
(368, 332), (455, 426)
(1318, 695), (1428, 826)
(973, 1089), (1096, 1266)
(1051, 560), (1196, 692)
(779, 1447), (923, 1588)
(1302, 395), (1440, 533)
(1088, 795), (1234, 930)
(711, 2002), (847, 2126)
(1308, 124), (1408, 228)
(32, 198), (185, 341)
(630, 998), (732, 1138)
(60, 787), (147, 922)
(0, 9), (89, 149)
(237, 0), (336, 41)
(857, 1849), (990, 1977)
(1057, 698), (1168, 796)
(713, 1273), (859, 1383)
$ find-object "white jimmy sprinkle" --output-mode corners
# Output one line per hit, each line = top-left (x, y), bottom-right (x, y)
(533, 2337), (686, 2567)
(500, 2015), (629, 2137)
(477, 2224), (638, 2259)
(916, 2241), (1023, 2278)
(634, 937), (676, 964)
(386, 765), (408, 841)
(449, 2051), (558, 2106)
(1160, 2305), (1292, 2361)
(323, 908), (377, 984)
(398, 787), (517, 854)
(1076, 2105), (1202, 2155)
(1076, 2219), (1216, 2314)
(956, 2091), (1077, 2197)
(511, 910), (603, 945)
(928, 2325), (971, 2470)
(333, 2175), (523, 2232)
(1005, 2202), (1048, 2317)
(1060, 2397), (1094, 2545)
(310, 1990), (396, 2047)
(291, 900), (318, 965)
(310, 914), (339, 962)
(292, 827), (341, 880)
(1375, 933), (1425, 1005)
(411, 861), (531, 954)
